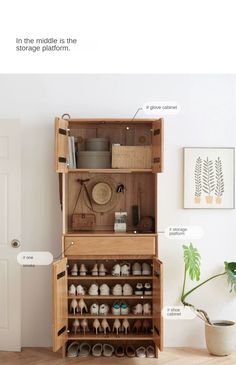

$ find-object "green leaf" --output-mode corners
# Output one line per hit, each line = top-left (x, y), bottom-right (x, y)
(224, 262), (236, 293)
(183, 243), (201, 281)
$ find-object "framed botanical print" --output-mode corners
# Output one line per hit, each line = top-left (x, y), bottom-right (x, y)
(184, 147), (235, 209)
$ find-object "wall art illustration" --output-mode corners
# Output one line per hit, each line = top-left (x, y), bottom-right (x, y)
(184, 148), (235, 209)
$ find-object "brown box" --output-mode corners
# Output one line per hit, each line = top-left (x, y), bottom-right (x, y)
(72, 213), (96, 231)
(112, 145), (152, 169)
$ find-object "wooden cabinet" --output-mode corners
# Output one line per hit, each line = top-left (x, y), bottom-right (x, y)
(52, 117), (164, 358)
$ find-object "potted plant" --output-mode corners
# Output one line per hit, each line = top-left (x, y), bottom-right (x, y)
(181, 243), (236, 356)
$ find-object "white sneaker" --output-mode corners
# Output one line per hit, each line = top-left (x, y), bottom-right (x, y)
(68, 284), (76, 296)
(142, 263), (151, 275)
(123, 283), (133, 296)
(90, 303), (99, 315)
(89, 283), (99, 296)
(112, 264), (121, 276)
(132, 262), (141, 276)
(135, 283), (143, 295)
(99, 303), (109, 315)
(112, 284), (122, 295)
(100, 283), (110, 296)
(76, 284), (86, 295)
(121, 263), (130, 276)
(144, 283), (152, 295)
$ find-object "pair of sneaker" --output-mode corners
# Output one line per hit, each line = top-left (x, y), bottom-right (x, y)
(71, 263), (88, 276)
(112, 283), (133, 296)
(88, 283), (110, 296)
(90, 303), (109, 316)
(132, 302), (151, 315)
(91, 263), (107, 276)
(112, 263), (130, 276)
(112, 302), (129, 315)
(68, 284), (86, 296)
(135, 283), (152, 295)
(132, 262), (151, 276)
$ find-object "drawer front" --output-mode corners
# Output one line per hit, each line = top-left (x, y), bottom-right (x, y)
(64, 236), (156, 256)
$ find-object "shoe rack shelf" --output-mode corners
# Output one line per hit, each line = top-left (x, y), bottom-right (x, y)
(52, 118), (164, 359)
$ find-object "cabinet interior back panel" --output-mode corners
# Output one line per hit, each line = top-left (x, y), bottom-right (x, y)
(67, 173), (155, 231)
(70, 124), (152, 149)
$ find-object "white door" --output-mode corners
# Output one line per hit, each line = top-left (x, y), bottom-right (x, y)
(0, 120), (21, 351)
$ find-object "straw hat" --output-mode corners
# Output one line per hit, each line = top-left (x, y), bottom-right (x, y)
(83, 175), (118, 213)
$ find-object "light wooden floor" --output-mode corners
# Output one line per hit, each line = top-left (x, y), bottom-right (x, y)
(0, 348), (236, 365)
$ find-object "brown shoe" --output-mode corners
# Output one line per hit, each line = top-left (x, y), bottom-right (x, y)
(115, 344), (125, 357)
(125, 344), (135, 357)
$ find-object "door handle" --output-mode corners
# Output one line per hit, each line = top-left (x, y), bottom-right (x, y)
(11, 239), (21, 248)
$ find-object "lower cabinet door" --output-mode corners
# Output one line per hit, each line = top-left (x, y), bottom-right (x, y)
(153, 257), (163, 351)
(52, 258), (68, 352)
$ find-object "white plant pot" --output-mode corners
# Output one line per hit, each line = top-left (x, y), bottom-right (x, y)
(205, 320), (236, 356)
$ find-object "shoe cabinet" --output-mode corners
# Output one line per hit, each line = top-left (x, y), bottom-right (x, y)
(52, 118), (164, 358)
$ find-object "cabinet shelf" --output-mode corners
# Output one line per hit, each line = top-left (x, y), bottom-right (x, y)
(68, 168), (153, 174)
(68, 295), (153, 299)
(68, 314), (152, 319)
(67, 275), (152, 280)
(68, 333), (154, 340)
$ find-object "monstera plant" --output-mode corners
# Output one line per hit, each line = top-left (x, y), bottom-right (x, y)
(180, 243), (236, 356)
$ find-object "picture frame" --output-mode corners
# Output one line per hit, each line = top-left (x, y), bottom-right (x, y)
(184, 147), (235, 209)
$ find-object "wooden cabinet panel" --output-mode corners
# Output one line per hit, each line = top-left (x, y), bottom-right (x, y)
(52, 258), (68, 352)
(153, 258), (163, 350)
(152, 118), (163, 173)
(64, 236), (156, 256)
(55, 117), (69, 173)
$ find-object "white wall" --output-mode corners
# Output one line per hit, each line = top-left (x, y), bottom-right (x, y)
(0, 74), (235, 348)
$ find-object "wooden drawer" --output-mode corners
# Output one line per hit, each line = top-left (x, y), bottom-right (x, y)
(64, 236), (156, 256)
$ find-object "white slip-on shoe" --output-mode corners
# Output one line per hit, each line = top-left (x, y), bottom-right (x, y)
(99, 283), (110, 296)
(143, 302), (152, 315)
(132, 303), (143, 315)
(112, 284), (122, 295)
(132, 262), (142, 276)
(76, 284), (86, 295)
(142, 262), (151, 276)
(91, 263), (98, 276)
(71, 263), (78, 276)
(123, 283), (133, 296)
(68, 284), (76, 296)
(88, 283), (99, 296)
(92, 343), (103, 357)
(67, 341), (80, 357)
(99, 263), (107, 276)
(103, 343), (115, 357)
(79, 263), (88, 276)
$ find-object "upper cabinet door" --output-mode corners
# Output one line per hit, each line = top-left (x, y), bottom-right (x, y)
(152, 118), (164, 173)
(153, 258), (163, 351)
(52, 258), (68, 352)
(55, 117), (69, 173)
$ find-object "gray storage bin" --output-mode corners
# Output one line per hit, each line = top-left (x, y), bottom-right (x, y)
(85, 138), (109, 151)
(77, 151), (111, 168)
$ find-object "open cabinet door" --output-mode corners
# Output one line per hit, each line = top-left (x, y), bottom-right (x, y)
(153, 258), (163, 351)
(152, 118), (163, 173)
(55, 117), (69, 173)
(52, 258), (68, 352)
